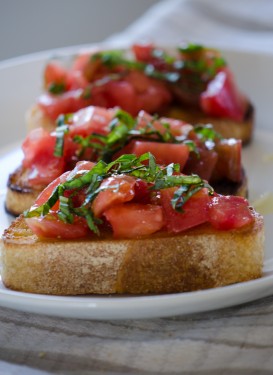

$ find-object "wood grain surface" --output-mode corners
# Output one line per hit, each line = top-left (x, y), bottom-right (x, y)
(1, 295), (273, 374)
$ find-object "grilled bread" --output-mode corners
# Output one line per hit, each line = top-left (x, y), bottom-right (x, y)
(1, 211), (264, 295)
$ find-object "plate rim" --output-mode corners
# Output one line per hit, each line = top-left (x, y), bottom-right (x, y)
(1, 46), (273, 320)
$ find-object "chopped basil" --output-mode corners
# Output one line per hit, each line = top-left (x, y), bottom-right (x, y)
(193, 124), (223, 142)
(24, 153), (214, 234)
(48, 82), (66, 95)
(53, 114), (71, 157)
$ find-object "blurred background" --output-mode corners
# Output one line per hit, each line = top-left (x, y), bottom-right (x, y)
(0, 0), (159, 61)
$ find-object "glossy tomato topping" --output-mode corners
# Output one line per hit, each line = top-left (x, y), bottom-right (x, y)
(26, 214), (90, 239)
(92, 175), (136, 217)
(208, 195), (254, 230)
(200, 68), (247, 121)
(160, 187), (211, 233)
(104, 203), (164, 238)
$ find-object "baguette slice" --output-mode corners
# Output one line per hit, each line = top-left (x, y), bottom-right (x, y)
(1, 212), (264, 295)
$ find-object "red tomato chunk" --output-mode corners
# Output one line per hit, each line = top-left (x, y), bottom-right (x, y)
(104, 203), (164, 238)
(208, 195), (254, 230)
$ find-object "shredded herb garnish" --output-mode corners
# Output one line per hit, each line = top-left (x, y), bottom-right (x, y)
(53, 114), (72, 157)
(24, 153), (214, 234)
(53, 109), (197, 161)
(193, 124), (223, 142)
(48, 82), (66, 95)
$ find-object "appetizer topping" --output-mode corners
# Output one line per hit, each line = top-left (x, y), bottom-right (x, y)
(38, 43), (247, 121)
(24, 153), (254, 239)
(21, 106), (242, 188)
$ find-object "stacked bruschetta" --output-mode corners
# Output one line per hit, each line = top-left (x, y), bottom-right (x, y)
(1, 43), (264, 296)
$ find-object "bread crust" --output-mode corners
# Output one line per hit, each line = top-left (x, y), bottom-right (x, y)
(5, 166), (43, 216)
(1, 213), (264, 295)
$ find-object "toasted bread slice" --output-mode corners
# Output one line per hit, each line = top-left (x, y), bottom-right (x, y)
(163, 103), (254, 145)
(5, 165), (249, 217)
(1, 212), (264, 295)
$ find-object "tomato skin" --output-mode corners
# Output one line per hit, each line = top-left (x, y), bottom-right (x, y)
(69, 106), (115, 138)
(44, 61), (68, 90)
(22, 128), (65, 187)
(160, 187), (210, 233)
(38, 90), (94, 121)
(136, 111), (191, 137)
(26, 214), (89, 239)
(131, 140), (189, 170)
(132, 179), (151, 204)
(104, 203), (164, 238)
(208, 195), (254, 230)
(92, 175), (136, 217)
(200, 68), (247, 122)
(33, 171), (70, 210)
(132, 43), (154, 62)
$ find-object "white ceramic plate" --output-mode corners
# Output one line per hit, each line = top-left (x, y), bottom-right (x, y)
(0, 45), (273, 320)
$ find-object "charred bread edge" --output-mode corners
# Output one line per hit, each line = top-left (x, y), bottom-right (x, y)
(5, 166), (43, 216)
(1, 212), (264, 295)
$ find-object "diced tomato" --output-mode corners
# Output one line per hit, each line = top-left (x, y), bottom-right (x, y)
(132, 179), (151, 204)
(92, 175), (136, 217)
(66, 160), (95, 180)
(37, 89), (94, 121)
(132, 43), (154, 62)
(69, 106), (115, 138)
(44, 61), (69, 90)
(26, 214), (89, 239)
(102, 80), (137, 115)
(136, 111), (192, 137)
(131, 140), (190, 170)
(211, 139), (242, 183)
(71, 52), (91, 72)
(200, 68), (247, 122)
(104, 203), (164, 238)
(183, 146), (218, 181)
(44, 60), (89, 92)
(34, 171), (70, 208)
(22, 128), (65, 186)
(160, 187), (210, 233)
(132, 43), (169, 70)
(208, 195), (254, 230)
(126, 71), (171, 114)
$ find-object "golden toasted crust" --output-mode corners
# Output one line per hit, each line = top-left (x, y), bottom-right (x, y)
(5, 166), (43, 216)
(1, 213), (264, 295)
(163, 102), (254, 145)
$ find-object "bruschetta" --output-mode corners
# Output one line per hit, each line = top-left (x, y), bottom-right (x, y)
(27, 43), (254, 144)
(6, 106), (247, 216)
(1, 154), (264, 295)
